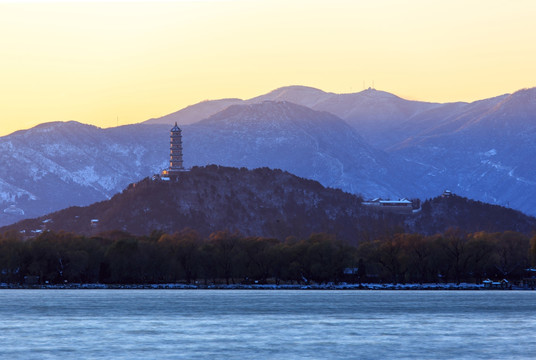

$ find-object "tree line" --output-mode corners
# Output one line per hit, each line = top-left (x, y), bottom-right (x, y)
(1, 229), (535, 285)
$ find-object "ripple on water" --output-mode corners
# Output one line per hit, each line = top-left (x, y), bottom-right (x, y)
(0, 290), (535, 360)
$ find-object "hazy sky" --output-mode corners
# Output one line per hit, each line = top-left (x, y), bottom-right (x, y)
(1, 0), (535, 136)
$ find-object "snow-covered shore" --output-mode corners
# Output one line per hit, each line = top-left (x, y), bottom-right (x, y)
(0, 282), (514, 290)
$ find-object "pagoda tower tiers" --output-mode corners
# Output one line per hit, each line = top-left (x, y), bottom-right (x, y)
(167, 122), (184, 175)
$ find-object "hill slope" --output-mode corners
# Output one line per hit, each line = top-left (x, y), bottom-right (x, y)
(3, 166), (535, 243)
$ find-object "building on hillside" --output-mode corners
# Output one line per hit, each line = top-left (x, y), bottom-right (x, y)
(161, 122), (187, 180)
(89, 219), (99, 235)
(361, 198), (415, 214)
(41, 218), (52, 231)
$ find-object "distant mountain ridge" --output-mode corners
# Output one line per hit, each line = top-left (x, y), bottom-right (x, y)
(144, 85), (440, 148)
(144, 98), (243, 126)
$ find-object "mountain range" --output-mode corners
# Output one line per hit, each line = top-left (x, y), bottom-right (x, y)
(1, 85), (535, 227)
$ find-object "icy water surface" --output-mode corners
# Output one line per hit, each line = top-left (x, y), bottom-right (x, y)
(1, 290), (535, 359)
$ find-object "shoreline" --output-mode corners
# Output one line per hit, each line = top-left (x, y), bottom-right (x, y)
(1, 282), (531, 290)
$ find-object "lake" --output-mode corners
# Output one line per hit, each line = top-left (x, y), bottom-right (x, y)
(1, 290), (535, 359)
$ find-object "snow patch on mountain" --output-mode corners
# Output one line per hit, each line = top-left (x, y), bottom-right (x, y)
(0, 179), (37, 202)
(483, 149), (497, 157)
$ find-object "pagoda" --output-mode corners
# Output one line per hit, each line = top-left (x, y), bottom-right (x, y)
(161, 122), (185, 178)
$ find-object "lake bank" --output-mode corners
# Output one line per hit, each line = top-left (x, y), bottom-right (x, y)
(1, 282), (531, 290)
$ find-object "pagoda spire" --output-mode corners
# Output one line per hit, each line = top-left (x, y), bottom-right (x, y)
(168, 122), (184, 173)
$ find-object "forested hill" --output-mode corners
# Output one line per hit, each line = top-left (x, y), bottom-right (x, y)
(3, 166), (381, 244)
(2, 166), (535, 242)
(408, 195), (536, 235)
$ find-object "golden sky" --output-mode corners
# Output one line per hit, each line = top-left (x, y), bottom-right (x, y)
(1, 0), (535, 136)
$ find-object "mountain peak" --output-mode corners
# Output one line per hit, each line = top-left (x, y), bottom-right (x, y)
(248, 85), (331, 108)
(355, 87), (402, 100)
(7, 121), (96, 138)
(262, 85), (328, 96)
(464, 86), (536, 129)
(199, 100), (343, 129)
(502, 87), (536, 106)
(511, 86), (536, 96)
